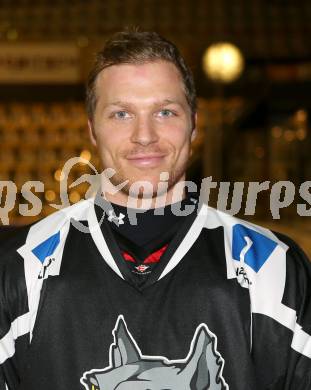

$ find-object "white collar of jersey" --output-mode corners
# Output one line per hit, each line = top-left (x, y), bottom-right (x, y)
(87, 199), (209, 281)
(17, 197), (289, 285)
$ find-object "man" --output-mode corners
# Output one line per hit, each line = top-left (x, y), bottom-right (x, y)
(0, 31), (310, 390)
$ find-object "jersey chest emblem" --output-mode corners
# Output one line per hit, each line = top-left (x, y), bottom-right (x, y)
(80, 315), (228, 390)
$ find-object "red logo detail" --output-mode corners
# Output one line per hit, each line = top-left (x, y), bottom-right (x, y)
(135, 265), (150, 273)
(143, 244), (168, 264)
(122, 252), (136, 263)
(122, 244), (169, 267)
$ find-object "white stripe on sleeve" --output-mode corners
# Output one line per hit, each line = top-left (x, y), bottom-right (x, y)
(0, 312), (30, 365)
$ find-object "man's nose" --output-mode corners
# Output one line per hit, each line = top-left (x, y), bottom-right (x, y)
(130, 116), (159, 146)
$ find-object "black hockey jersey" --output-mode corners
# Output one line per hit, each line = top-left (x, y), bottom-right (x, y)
(0, 198), (311, 390)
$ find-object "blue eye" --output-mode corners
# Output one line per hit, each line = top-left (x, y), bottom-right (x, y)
(158, 109), (174, 117)
(114, 111), (130, 119)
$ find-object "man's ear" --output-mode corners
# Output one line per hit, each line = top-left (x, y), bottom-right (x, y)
(88, 119), (97, 147)
(191, 112), (198, 142)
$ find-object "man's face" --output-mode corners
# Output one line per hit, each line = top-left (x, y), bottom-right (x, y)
(89, 60), (196, 203)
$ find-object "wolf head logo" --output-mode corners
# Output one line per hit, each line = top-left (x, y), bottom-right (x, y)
(81, 316), (228, 390)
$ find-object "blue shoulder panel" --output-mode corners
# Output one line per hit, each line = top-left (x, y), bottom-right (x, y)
(232, 224), (278, 272)
(31, 231), (61, 263)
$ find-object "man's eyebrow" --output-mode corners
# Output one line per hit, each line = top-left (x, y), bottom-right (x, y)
(154, 99), (181, 106)
(102, 101), (139, 111)
(103, 99), (183, 109)
(104, 101), (129, 107)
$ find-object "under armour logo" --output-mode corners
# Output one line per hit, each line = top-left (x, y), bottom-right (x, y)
(107, 210), (125, 226)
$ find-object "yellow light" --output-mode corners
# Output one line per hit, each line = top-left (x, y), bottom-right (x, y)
(80, 149), (91, 161)
(54, 169), (64, 181)
(271, 126), (282, 139)
(296, 128), (307, 141)
(295, 109), (307, 123)
(45, 190), (56, 202)
(69, 190), (81, 203)
(202, 43), (244, 83)
(284, 130), (295, 142)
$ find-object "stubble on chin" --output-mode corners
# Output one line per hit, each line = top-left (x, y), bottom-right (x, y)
(108, 169), (160, 199)
(107, 161), (187, 201)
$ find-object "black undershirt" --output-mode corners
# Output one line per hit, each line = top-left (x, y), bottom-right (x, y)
(94, 193), (198, 285)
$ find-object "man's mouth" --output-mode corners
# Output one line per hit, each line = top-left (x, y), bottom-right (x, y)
(125, 154), (166, 167)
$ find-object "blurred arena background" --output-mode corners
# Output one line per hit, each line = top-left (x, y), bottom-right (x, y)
(0, 0), (310, 256)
